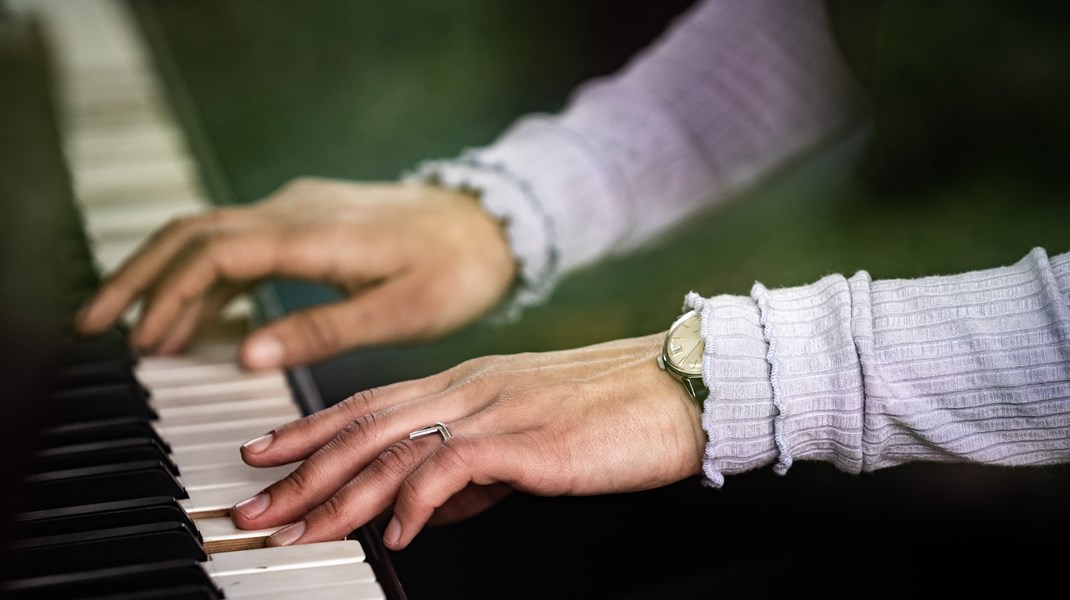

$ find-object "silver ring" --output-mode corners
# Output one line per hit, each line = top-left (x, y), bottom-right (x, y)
(408, 421), (452, 442)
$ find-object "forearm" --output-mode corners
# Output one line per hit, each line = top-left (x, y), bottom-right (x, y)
(694, 248), (1070, 487)
(408, 0), (865, 312)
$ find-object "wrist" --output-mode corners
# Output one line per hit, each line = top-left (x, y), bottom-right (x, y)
(403, 158), (558, 321)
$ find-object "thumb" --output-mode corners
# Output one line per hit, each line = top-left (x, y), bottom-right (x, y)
(239, 288), (419, 369)
(240, 303), (351, 369)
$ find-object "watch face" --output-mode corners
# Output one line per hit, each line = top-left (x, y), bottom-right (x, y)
(664, 311), (704, 376)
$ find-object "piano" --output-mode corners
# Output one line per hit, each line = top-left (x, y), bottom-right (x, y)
(1, 1), (402, 597)
(4, 0), (1070, 598)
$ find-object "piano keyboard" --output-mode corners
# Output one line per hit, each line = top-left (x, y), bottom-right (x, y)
(4, 0), (396, 598)
(9, 0), (252, 320)
(7, 330), (386, 599)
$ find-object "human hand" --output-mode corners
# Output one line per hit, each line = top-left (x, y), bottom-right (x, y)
(230, 333), (706, 550)
(73, 178), (517, 369)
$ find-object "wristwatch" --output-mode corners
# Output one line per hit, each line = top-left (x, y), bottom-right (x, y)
(657, 309), (708, 403)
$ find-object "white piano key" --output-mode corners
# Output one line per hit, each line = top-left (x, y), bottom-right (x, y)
(170, 443), (248, 471)
(252, 583), (387, 600)
(137, 342), (246, 372)
(67, 100), (171, 136)
(211, 562), (378, 598)
(137, 362), (261, 387)
(223, 295), (257, 321)
(148, 373), (291, 405)
(92, 239), (142, 274)
(146, 365), (291, 389)
(74, 155), (200, 200)
(63, 76), (159, 114)
(159, 418), (286, 448)
(150, 392), (291, 411)
(203, 539), (367, 577)
(182, 463), (295, 491)
(196, 516), (291, 548)
(155, 397), (300, 427)
(156, 395), (297, 423)
(82, 198), (205, 241)
(10, 0), (147, 73)
(65, 122), (183, 164)
(180, 481), (268, 516)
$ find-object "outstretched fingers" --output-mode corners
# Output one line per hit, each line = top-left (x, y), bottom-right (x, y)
(263, 434), (445, 546)
(231, 376), (466, 534)
(239, 373), (451, 469)
(259, 423), (489, 548)
(74, 210), (240, 334)
(129, 228), (281, 350)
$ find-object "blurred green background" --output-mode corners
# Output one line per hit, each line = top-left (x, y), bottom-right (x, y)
(132, 0), (1070, 403)
(123, 1), (1069, 596)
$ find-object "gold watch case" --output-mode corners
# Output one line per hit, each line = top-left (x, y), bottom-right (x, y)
(658, 309), (708, 402)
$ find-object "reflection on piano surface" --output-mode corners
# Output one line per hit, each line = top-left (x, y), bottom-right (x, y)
(1, 1), (403, 597)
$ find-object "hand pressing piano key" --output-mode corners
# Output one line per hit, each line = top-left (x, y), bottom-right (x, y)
(8, 327), (386, 599)
(27, 331), (303, 519)
(4, 0), (399, 595)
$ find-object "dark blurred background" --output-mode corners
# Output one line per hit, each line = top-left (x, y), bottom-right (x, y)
(3, 0), (1069, 597)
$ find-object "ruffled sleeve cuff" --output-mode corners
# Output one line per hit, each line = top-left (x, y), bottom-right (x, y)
(685, 292), (779, 487)
(404, 153), (560, 321)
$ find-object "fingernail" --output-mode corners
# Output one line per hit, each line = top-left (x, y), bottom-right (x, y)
(384, 516), (401, 547)
(242, 433), (274, 454)
(269, 520), (306, 546)
(245, 334), (284, 368)
(233, 493), (271, 519)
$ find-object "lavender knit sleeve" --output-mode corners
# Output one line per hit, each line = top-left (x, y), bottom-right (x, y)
(405, 0), (865, 316)
(690, 247), (1070, 488)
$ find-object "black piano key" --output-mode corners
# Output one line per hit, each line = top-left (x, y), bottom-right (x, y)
(39, 417), (171, 452)
(57, 350), (139, 390)
(22, 460), (188, 511)
(29, 437), (179, 477)
(48, 381), (156, 424)
(3, 559), (220, 600)
(8, 521), (208, 579)
(60, 328), (137, 370)
(13, 497), (198, 541)
(56, 363), (141, 394)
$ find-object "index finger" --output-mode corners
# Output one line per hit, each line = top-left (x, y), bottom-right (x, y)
(75, 209), (239, 334)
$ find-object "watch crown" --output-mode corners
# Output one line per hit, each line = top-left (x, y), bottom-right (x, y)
(656, 356), (666, 371)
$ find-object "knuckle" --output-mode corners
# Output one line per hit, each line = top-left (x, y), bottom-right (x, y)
(278, 462), (318, 496)
(375, 441), (424, 479)
(344, 387), (380, 415)
(436, 440), (472, 475)
(316, 493), (349, 524)
(317, 416), (372, 456)
(183, 229), (218, 256)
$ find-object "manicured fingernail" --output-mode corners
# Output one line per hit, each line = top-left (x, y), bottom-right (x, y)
(269, 520), (306, 546)
(233, 493), (271, 519)
(242, 433), (274, 454)
(384, 516), (401, 547)
(245, 334), (284, 368)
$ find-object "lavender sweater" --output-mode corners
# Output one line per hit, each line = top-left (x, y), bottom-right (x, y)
(408, 0), (1070, 485)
